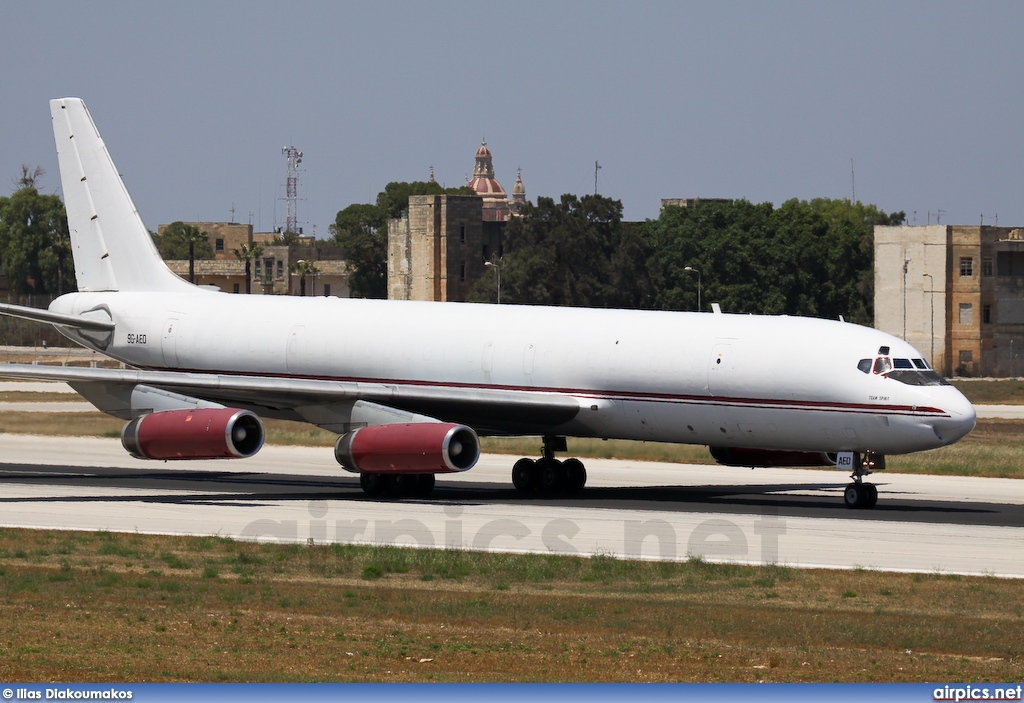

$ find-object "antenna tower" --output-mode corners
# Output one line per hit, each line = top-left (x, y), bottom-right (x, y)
(282, 146), (302, 234)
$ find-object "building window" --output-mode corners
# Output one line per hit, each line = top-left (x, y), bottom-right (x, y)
(460, 224), (466, 244)
(263, 259), (274, 284)
(959, 350), (973, 365)
(482, 244), (489, 262)
(232, 283), (240, 294)
(323, 284), (331, 296)
(983, 304), (992, 324)
(215, 238), (224, 253)
(460, 262), (466, 282)
(277, 261), (284, 279)
(254, 261), (261, 279)
(960, 257), (973, 277)
(959, 303), (973, 325)
(983, 257), (993, 276)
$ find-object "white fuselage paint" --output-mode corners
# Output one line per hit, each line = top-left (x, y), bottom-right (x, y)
(50, 290), (976, 456)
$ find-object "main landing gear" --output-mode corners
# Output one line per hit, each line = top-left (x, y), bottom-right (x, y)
(359, 472), (436, 498)
(843, 451), (883, 509)
(511, 436), (587, 494)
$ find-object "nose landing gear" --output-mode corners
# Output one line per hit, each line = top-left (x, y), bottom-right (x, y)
(844, 451), (883, 509)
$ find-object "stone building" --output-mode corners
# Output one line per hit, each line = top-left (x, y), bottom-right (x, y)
(875, 224), (1024, 376)
(388, 141), (526, 302)
(388, 195), (491, 302)
(158, 222), (349, 296)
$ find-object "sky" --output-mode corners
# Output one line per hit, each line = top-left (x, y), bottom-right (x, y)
(2, 1), (1022, 237)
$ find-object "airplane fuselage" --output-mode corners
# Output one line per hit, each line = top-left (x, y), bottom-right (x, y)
(50, 290), (976, 456)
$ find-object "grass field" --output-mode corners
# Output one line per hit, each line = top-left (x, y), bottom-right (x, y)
(0, 528), (1022, 682)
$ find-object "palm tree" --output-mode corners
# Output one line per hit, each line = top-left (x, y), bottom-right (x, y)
(233, 242), (264, 294)
(291, 259), (320, 296)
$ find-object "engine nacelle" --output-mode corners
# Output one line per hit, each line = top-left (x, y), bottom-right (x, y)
(334, 422), (480, 475)
(122, 408), (265, 460)
(709, 446), (834, 468)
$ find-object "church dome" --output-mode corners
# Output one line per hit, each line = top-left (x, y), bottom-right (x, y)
(467, 139), (510, 221)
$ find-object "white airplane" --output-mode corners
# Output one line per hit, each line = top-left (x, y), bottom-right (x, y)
(0, 98), (976, 509)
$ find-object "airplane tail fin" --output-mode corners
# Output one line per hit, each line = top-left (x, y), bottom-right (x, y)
(50, 98), (195, 293)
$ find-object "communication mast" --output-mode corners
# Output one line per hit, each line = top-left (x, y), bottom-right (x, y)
(282, 146), (302, 234)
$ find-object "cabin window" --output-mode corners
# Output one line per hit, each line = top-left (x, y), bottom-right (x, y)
(893, 358), (913, 369)
(857, 359), (871, 374)
(873, 357), (892, 374)
(913, 358), (929, 369)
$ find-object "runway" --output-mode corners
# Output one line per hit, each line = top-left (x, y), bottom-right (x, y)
(1, 433), (1023, 578)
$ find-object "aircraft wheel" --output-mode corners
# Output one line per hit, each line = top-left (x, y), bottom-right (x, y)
(387, 474), (420, 496)
(512, 458), (538, 492)
(843, 483), (863, 509)
(864, 483), (878, 508)
(412, 473), (435, 497)
(564, 458), (587, 492)
(360, 472), (386, 496)
(538, 458), (566, 493)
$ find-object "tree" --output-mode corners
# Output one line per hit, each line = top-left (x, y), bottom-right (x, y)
(469, 194), (656, 309)
(233, 242), (264, 294)
(0, 170), (74, 295)
(153, 222), (213, 284)
(331, 181), (474, 298)
(644, 198), (904, 324)
(291, 259), (320, 296)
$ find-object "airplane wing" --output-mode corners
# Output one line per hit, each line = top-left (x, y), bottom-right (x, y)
(0, 362), (582, 435)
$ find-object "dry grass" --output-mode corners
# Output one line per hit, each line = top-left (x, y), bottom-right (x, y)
(0, 528), (1022, 682)
(953, 378), (1024, 405)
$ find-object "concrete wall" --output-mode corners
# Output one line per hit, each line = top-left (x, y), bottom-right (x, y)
(874, 225), (949, 373)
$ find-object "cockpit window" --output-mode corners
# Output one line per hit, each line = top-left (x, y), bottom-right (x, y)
(858, 355), (948, 385)
(886, 370), (951, 386)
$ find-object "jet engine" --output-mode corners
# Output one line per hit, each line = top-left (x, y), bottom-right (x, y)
(121, 408), (265, 460)
(334, 422), (480, 474)
(709, 446), (834, 468)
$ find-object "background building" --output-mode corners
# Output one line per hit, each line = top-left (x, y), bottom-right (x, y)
(157, 222), (349, 296)
(388, 141), (525, 302)
(875, 224), (1024, 376)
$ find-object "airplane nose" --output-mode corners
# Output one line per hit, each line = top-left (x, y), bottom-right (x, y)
(930, 389), (977, 445)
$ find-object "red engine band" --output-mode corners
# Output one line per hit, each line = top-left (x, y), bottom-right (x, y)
(334, 422), (480, 474)
(709, 446), (834, 468)
(122, 408), (265, 460)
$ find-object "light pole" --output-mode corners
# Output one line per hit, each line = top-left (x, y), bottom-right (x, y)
(922, 273), (934, 369)
(684, 266), (701, 312)
(902, 254), (910, 340)
(485, 260), (502, 304)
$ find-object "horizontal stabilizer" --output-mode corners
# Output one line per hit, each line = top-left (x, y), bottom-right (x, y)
(0, 302), (114, 331)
